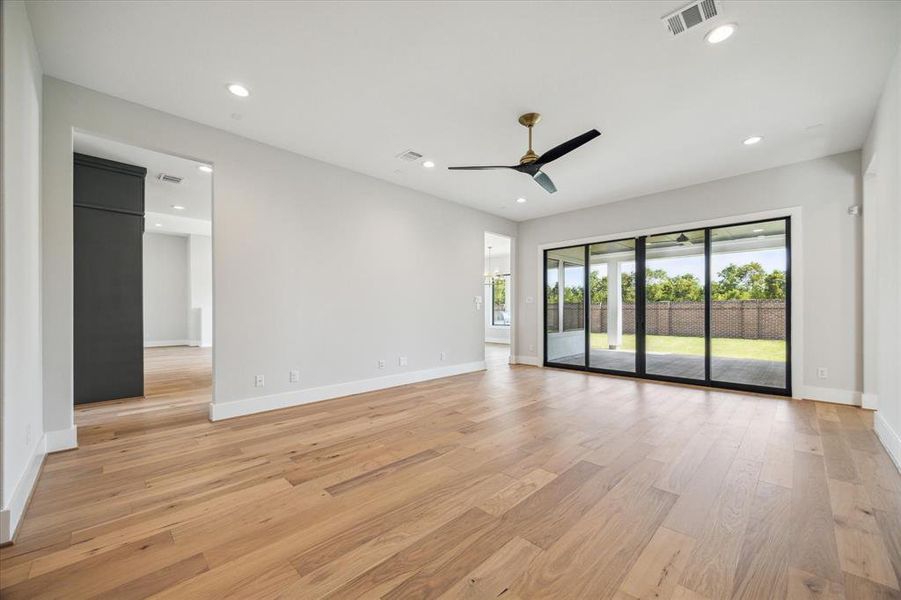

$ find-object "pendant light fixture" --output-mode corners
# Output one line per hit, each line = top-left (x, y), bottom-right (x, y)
(484, 246), (496, 285)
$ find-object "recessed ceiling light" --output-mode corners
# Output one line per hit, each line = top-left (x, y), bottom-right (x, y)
(753, 228), (764, 233)
(516, 197), (527, 204)
(198, 165), (213, 173)
(705, 23), (737, 44)
(227, 83), (250, 97)
(422, 160), (435, 168)
(154, 223), (163, 227)
(743, 136), (763, 145)
(172, 205), (185, 210)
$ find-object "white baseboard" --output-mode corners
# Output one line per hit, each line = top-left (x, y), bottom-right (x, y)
(0, 435), (46, 544)
(800, 386), (862, 407)
(513, 355), (541, 366)
(45, 426), (78, 453)
(861, 392), (879, 410)
(209, 361), (486, 421)
(875, 411), (901, 473)
(144, 340), (193, 348)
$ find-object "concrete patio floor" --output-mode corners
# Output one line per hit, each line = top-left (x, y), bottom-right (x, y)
(550, 348), (786, 389)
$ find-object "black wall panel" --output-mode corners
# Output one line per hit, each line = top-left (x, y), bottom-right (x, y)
(73, 153), (147, 404)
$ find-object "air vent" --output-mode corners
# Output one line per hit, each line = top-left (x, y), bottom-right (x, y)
(157, 173), (183, 184)
(662, 0), (719, 37)
(395, 149), (423, 162)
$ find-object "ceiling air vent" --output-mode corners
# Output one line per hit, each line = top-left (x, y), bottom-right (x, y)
(157, 173), (183, 184)
(662, 0), (719, 37)
(395, 149), (423, 162)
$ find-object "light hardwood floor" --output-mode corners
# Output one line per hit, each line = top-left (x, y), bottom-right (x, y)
(2, 346), (900, 599)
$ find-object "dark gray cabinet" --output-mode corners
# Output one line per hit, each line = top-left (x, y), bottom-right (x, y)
(74, 153), (147, 404)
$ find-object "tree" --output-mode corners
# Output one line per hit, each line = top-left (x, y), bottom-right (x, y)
(645, 268), (703, 302)
(621, 272), (636, 303)
(550, 262), (785, 305)
(588, 270), (636, 304)
(492, 278), (506, 309)
(644, 268), (669, 302)
(589, 270), (607, 304)
(563, 284), (583, 304)
(712, 262), (765, 300)
(764, 269), (786, 300)
(546, 283), (558, 304)
(668, 273), (704, 301)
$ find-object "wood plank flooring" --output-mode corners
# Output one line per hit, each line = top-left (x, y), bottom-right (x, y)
(2, 345), (900, 599)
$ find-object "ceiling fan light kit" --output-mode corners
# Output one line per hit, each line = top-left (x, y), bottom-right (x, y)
(448, 112), (601, 194)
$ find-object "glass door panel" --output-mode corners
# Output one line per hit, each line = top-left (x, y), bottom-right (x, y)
(710, 219), (788, 390)
(644, 229), (706, 381)
(589, 240), (636, 372)
(545, 246), (586, 366)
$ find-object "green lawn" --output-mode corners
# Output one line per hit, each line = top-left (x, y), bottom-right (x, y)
(590, 333), (785, 362)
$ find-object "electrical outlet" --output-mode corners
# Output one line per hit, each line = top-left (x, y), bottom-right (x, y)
(254, 374), (265, 387)
(529, 343), (535, 352)
(378, 359), (386, 369)
(440, 351), (446, 361)
(817, 367), (828, 379)
(399, 356), (408, 367)
(289, 369), (300, 383)
(526, 296), (534, 304)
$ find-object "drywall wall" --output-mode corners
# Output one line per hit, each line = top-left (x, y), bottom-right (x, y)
(143, 232), (189, 346)
(863, 41), (901, 469)
(188, 234), (213, 347)
(41, 78), (516, 428)
(515, 152), (863, 405)
(1, 0), (45, 543)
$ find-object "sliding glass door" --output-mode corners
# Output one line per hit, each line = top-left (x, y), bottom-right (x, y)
(545, 246), (586, 367)
(644, 229), (706, 382)
(543, 217), (791, 395)
(588, 240), (636, 373)
(709, 220), (789, 390)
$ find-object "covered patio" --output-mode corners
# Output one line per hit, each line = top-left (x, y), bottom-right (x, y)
(552, 348), (786, 389)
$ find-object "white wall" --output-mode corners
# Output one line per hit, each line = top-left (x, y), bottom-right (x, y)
(863, 41), (901, 470)
(515, 152), (863, 406)
(188, 234), (213, 347)
(143, 232), (189, 346)
(41, 78), (516, 427)
(1, 0), (46, 543)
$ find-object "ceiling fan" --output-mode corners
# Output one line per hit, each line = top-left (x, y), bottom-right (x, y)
(448, 113), (601, 194)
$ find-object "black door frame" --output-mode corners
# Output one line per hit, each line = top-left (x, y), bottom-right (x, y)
(543, 216), (792, 397)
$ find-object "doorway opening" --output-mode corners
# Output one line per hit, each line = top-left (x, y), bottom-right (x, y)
(72, 132), (213, 424)
(484, 232), (512, 369)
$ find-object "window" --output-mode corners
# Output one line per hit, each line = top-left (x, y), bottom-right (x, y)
(491, 276), (510, 326)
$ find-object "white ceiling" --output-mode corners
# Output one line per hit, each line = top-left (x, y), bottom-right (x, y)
(30, 1), (900, 221)
(74, 132), (212, 222)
